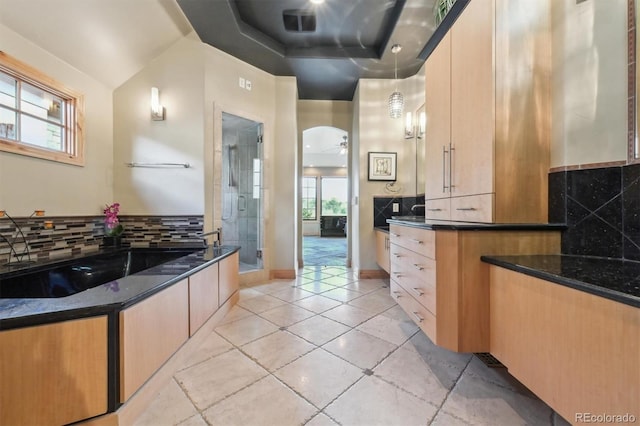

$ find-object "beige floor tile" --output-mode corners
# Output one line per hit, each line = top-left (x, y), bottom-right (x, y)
(306, 412), (339, 426)
(430, 411), (472, 426)
(403, 331), (472, 374)
(380, 304), (411, 321)
(274, 348), (363, 409)
(250, 280), (297, 295)
(177, 415), (208, 426)
(374, 346), (452, 406)
(215, 315), (279, 346)
(237, 287), (263, 302)
(241, 330), (315, 371)
(341, 279), (387, 294)
(320, 275), (355, 286)
(464, 356), (535, 396)
(287, 315), (351, 346)
(356, 314), (419, 346)
(320, 267), (351, 277)
(237, 293), (288, 314)
(133, 378), (198, 426)
(321, 303), (376, 327)
(440, 371), (553, 426)
(322, 329), (397, 370)
(324, 375), (438, 426)
(178, 330), (234, 371)
(270, 286), (315, 302)
(202, 375), (317, 426)
(297, 282), (338, 294)
(258, 304), (315, 327)
(292, 294), (342, 314)
(321, 287), (362, 302)
(347, 288), (396, 314)
(217, 305), (254, 326)
(295, 274), (325, 286)
(175, 349), (268, 410)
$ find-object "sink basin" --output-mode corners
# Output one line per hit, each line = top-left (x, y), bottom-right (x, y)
(390, 216), (426, 223)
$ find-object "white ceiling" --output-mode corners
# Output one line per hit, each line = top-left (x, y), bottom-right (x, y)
(0, 0), (192, 89)
(303, 126), (348, 168)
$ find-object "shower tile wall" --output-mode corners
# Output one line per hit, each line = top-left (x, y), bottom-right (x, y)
(222, 124), (260, 266)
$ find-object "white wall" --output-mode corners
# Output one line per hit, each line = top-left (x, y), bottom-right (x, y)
(113, 35), (205, 215)
(0, 24), (113, 216)
(551, 0), (627, 167)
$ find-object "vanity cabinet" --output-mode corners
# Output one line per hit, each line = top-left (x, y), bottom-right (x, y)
(120, 279), (189, 402)
(219, 252), (239, 306)
(0, 316), (108, 425)
(424, 0), (550, 223)
(189, 263), (219, 335)
(489, 266), (639, 422)
(389, 223), (560, 352)
(375, 229), (391, 274)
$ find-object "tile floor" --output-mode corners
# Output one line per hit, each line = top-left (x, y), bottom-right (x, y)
(302, 236), (347, 266)
(134, 266), (570, 426)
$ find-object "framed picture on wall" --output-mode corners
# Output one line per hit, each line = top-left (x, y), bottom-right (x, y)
(368, 152), (397, 181)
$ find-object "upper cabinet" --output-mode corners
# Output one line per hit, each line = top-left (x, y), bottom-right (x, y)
(424, 0), (551, 223)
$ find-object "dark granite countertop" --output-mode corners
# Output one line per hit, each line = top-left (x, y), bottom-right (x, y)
(387, 217), (566, 231)
(0, 245), (239, 329)
(375, 226), (389, 233)
(481, 254), (640, 308)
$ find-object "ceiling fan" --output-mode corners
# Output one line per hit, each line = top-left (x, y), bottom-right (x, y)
(321, 135), (348, 155)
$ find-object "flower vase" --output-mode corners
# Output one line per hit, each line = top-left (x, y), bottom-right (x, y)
(103, 235), (122, 247)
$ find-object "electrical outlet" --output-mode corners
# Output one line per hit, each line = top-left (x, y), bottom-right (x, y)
(239, 77), (245, 88)
(392, 203), (400, 213)
(245, 80), (252, 91)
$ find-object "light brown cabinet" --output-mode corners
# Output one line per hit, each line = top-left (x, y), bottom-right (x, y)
(390, 223), (560, 353)
(189, 263), (219, 335)
(0, 316), (108, 425)
(219, 252), (239, 306)
(424, 0), (550, 223)
(489, 266), (640, 423)
(375, 230), (390, 273)
(119, 279), (189, 402)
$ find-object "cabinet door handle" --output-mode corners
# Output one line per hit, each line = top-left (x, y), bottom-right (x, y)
(427, 208), (442, 212)
(392, 291), (402, 298)
(410, 239), (424, 245)
(456, 207), (477, 211)
(392, 253), (401, 258)
(449, 144), (455, 192)
(412, 312), (424, 323)
(393, 272), (403, 277)
(412, 287), (425, 296)
(390, 232), (400, 237)
(442, 145), (449, 192)
(413, 264), (424, 271)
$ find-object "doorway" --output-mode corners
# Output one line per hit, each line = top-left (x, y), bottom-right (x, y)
(301, 126), (349, 267)
(221, 112), (263, 273)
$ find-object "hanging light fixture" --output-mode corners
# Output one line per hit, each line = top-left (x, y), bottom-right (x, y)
(388, 44), (404, 119)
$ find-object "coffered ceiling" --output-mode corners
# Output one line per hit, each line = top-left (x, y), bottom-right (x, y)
(177, 0), (440, 100)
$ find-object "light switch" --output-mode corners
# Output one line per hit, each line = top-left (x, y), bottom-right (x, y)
(392, 203), (400, 213)
(239, 77), (245, 88)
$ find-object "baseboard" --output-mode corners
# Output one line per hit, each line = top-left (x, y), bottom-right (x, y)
(358, 269), (389, 279)
(270, 269), (296, 279)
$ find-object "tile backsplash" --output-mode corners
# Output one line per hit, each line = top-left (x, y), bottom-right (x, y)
(373, 195), (425, 227)
(549, 164), (640, 261)
(0, 215), (204, 265)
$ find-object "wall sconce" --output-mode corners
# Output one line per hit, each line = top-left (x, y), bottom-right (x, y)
(404, 111), (414, 139)
(151, 87), (165, 121)
(418, 111), (426, 138)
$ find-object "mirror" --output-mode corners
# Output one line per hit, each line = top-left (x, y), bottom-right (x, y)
(415, 104), (426, 198)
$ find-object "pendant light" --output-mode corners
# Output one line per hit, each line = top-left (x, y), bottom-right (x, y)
(388, 44), (404, 119)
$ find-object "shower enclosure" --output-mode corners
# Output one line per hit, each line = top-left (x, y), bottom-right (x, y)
(221, 112), (263, 273)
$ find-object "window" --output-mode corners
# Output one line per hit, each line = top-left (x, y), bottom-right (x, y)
(321, 177), (348, 216)
(302, 177), (317, 220)
(0, 52), (84, 165)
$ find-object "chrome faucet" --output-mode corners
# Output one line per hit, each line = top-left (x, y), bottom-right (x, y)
(410, 204), (426, 213)
(198, 227), (222, 247)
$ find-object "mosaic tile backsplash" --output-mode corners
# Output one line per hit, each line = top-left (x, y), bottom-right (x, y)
(0, 215), (204, 265)
(549, 164), (640, 261)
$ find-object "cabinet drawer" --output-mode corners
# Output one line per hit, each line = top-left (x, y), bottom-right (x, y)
(390, 245), (437, 314)
(390, 280), (436, 342)
(450, 193), (493, 223)
(389, 225), (435, 259)
(425, 198), (450, 221)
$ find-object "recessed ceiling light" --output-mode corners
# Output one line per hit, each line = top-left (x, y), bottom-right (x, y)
(310, 0), (324, 4)
(306, 145), (311, 148)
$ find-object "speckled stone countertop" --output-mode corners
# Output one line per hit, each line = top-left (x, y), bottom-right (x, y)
(387, 217), (566, 231)
(481, 254), (640, 308)
(0, 245), (239, 329)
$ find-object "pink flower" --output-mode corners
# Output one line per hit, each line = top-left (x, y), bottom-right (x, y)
(103, 203), (124, 237)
